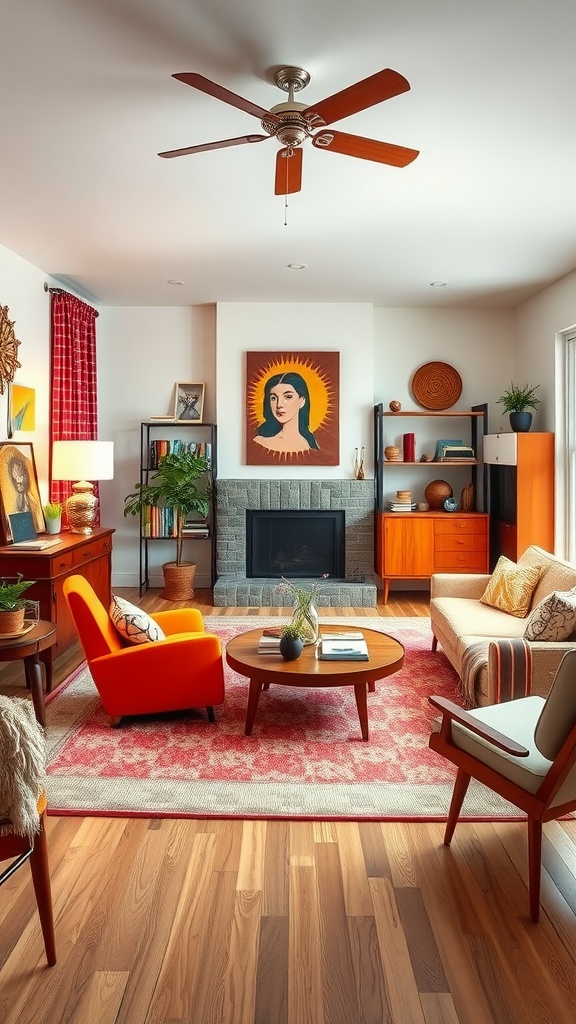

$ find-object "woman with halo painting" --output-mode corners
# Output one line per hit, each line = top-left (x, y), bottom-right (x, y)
(253, 371), (319, 454)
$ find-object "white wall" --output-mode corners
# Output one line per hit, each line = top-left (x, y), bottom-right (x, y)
(97, 304), (217, 586)
(215, 302), (374, 479)
(0, 245), (52, 495)
(514, 268), (576, 554)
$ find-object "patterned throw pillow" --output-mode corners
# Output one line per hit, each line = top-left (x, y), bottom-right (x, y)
(480, 555), (543, 618)
(109, 596), (166, 644)
(523, 588), (576, 641)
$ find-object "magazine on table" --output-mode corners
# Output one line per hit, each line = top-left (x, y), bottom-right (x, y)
(319, 638), (369, 661)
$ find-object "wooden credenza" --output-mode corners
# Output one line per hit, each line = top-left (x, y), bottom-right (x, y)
(0, 527), (114, 688)
(375, 511), (488, 603)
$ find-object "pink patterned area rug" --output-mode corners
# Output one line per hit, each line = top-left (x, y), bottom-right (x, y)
(44, 616), (523, 821)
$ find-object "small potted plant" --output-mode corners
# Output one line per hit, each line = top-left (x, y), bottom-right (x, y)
(43, 501), (63, 534)
(279, 623), (304, 661)
(496, 382), (541, 432)
(0, 576), (36, 635)
(123, 450), (211, 600)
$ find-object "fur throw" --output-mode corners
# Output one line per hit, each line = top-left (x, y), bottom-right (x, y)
(0, 696), (46, 839)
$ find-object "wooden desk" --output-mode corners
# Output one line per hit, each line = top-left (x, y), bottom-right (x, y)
(226, 625), (405, 741)
(0, 528), (114, 691)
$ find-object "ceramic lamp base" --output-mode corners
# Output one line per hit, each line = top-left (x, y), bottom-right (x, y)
(66, 481), (98, 534)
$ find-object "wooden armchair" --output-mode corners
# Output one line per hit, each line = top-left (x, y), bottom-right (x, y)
(429, 649), (576, 922)
(63, 575), (225, 726)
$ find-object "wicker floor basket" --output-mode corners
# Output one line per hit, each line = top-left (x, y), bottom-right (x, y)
(161, 562), (196, 602)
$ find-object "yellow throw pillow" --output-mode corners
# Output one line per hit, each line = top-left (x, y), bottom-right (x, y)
(480, 556), (542, 618)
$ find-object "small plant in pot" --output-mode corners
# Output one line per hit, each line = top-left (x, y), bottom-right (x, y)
(123, 450), (210, 601)
(0, 577), (36, 635)
(279, 624), (304, 661)
(44, 501), (63, 534)
(496, 382), (541, 432)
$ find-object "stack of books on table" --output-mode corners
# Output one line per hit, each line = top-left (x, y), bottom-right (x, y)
(318, 634), (369, 661)
(257, 626), (284, 654)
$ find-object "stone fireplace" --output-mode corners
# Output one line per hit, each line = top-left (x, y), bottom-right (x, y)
(213, 479), (377, 607)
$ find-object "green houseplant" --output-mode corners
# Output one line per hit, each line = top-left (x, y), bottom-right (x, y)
(279, 623), (304, 661)
(0, 577), (36, 634)
(43, 501), (63, 534)
(123, 450), (211, 600)
(496, 382), (541, 432)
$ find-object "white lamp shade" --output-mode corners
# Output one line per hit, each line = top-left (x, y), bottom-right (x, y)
(52, 440), (114, 481)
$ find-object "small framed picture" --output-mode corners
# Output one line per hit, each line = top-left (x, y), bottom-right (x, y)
(174, 382), (205, 422)
(0, 442), (46, 543)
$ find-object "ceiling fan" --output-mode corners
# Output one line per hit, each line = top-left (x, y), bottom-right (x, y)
(158, 66), (419, 195)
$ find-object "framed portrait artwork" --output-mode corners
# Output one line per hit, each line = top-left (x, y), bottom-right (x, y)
(0, 442), (46, 544)
(174, 382), (205, 422)
(246, 351), (340, 466)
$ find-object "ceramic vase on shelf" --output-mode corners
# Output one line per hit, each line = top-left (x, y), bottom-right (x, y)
(509, 411), (532, 432)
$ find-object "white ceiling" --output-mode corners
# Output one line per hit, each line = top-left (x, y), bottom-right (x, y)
(2, 0), (576, 309)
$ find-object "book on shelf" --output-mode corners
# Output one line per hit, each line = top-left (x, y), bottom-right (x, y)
(149, 439), (212, 469)
(318, 638), (369, 661)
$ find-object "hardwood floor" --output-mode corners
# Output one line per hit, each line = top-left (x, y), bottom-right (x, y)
(1, 590), (574, 1024)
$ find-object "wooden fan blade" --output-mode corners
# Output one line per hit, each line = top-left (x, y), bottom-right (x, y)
(274, 147), (303, 195)
(303, 68), (410, 127)
(312, 130), (419, 167)
(172, 72), (281, 124)
(158, 134), (268, 159)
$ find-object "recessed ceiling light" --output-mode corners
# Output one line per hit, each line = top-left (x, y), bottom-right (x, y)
(287, 262), (307, 270)
(167, 279), (185, 286)
(430, 281), (448, 288)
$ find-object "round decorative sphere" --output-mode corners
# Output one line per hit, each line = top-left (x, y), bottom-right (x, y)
(424, 479), (453, 510)
(443, 497), (458, 513)
(389, 400), (402, 412)
(384, 445), (401, 461)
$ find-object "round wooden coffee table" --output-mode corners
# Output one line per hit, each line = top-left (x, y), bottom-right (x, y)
(225, 625), (405, 741)
(0, 620), (57, 727)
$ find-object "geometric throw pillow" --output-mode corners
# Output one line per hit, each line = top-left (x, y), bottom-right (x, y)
(523, 588), (576, 641)
(109, 595), (166, 644)
(480, 555), (543, 618)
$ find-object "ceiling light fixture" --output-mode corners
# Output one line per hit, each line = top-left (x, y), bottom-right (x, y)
(167, 279), (185, 286)
(430, 281), (448, 288)
(287, 262), (307, 270)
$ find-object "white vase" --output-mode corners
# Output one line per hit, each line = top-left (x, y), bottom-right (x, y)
(45, 517), (61, 534)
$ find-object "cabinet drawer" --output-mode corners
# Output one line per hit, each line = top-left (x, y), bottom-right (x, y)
(435, 534), (485, 553)
(72, 535), (112, 567)
(434, 518), (487, 537)
(435, 551), (488, 571)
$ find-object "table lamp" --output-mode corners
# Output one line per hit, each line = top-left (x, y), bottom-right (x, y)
(52, 440), (114, 534)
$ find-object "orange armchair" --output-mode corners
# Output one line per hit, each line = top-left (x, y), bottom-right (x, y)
(63, 575), (225, 726)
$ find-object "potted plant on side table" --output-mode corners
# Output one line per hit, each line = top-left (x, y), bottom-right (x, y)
(123, 450), (211, 601)
(496, 382), (541, 432)
(0, 577), (36, 636)
(43, 502), (63, 535)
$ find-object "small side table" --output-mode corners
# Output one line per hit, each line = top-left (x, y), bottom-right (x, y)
(0, 621), (57, 727)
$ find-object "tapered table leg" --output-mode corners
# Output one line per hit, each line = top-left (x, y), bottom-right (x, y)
(353, 682), (369, 741)
(244, 678), (264, 735)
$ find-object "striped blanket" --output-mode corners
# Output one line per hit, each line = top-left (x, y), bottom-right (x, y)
(459, 638), (533, 708)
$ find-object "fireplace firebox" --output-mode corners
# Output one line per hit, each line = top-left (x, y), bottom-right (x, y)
(246, 510), (345, 579)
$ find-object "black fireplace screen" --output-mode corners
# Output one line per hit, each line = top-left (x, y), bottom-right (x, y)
(246, 510), (345, 579)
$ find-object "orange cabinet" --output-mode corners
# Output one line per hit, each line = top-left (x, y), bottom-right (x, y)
(484, 432), (554, 565)
(376, 512), (488, 603)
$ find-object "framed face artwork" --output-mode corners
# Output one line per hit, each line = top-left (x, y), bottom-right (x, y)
(174, 382), (205, 422)
(0, 442), (46, 543)
(246, 352), (340, 465)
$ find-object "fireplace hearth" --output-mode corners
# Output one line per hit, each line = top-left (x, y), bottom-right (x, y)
(213, 479), (377, 607)
(246, 510), (345, 579)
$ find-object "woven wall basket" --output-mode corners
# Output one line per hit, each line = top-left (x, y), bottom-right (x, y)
(411, 361), (462, 410)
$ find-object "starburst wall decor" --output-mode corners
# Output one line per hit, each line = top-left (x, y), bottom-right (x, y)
(246, 351), (339, 465)
(0, 305), (22, 394)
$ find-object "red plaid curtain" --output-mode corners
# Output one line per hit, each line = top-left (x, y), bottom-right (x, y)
(49, 292), (99, 513)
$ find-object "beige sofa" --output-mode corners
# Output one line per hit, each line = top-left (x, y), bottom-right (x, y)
(430, 545), (576, 707)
